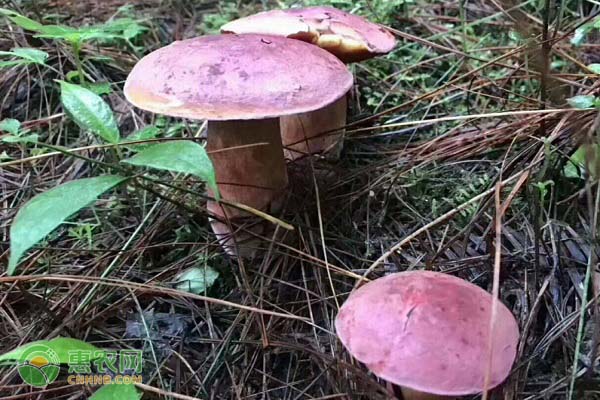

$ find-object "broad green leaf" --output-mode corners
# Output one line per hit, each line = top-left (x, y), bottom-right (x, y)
(0, 8), (44, 31)
(0, 118), (20, 135)
(0, 337), (101, 365)
(567, 95), (596, 109)
(589, 64), (600, 74)
(2, 133), (38, 144)
(123, 141), (219, 198)
(175, 266), (219, 294)
(90, 384), (142, 400)
(8, 175), (126, 274)
(59, 81), (120, 144)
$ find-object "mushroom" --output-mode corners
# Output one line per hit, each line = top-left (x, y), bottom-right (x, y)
(221, 6), (396, 161)
(335, 271), (519, 399)
(124, 34), (352, 255)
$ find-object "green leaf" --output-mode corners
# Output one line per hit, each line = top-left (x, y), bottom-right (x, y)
(564, 144), (600, 179)
(122, 141), (219, 198)
(90, 384), (142, 400)
(175, 266), (219, 294)
(86, 82), (112, 95)
(0, 8), (44, 31)
(571, 25), (593, 46)
(8, 175), (126, 274)
(59, 81), (120, 144)
(0, 60), (29, 68)
(0, 337), (101, 365)
(0, 118), (21, 135)
(9, 48), (48, 64)
(124, 126), (159, 151)
(588, 64), (600, 74)
(0, 48), (48, 67)
(2, 133), (38, 144)
(0, 151), (14, 160)
(567, 95), (596, 109)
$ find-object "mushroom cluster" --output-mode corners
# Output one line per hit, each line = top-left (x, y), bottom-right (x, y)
(124, 6), (394, 256)
(222, 6), (397, 160)
(124, 34), (352, 255)
(335, 271), (520, 399)
(123, 8), (522, 398)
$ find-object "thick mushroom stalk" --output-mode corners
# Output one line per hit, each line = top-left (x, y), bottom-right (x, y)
(206, 119), (287, 255)
(206, 119), (287, 217)
(280, 96), (346, 160)
(123, 34), (352, 255)
(221, 6), (396, 161)
(335, 271), (519, 399)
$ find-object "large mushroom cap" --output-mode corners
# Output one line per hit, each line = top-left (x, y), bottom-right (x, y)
(335, 271), (519, 396)
(221, 6), (396, 62)
(124, 34), (353, 120)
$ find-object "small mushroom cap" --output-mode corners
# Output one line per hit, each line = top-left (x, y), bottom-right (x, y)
(221, 6), (396, 62)
(335, 271), (519, 396)
(124, 34), (353, 121)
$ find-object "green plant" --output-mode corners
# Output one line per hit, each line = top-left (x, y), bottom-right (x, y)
(0, 9), (146, 84)
(0, 118), (39, 144)
(563, 143), (600, 179)
(7, 77), (218, 275)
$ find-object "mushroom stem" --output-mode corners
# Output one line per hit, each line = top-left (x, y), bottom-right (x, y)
(280, 95), (347, 161)
(401, 387), (457, 400)
(206, 118), (287, 217)
(206, 118), (287, 256)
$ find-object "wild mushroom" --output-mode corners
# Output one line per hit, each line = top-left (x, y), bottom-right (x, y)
(221, 6), (396, 160)
(124, 34), (352, 255)
(335, 271), (519, 399)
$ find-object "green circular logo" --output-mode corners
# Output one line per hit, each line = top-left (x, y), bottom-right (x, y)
(17, 344), (60, 387)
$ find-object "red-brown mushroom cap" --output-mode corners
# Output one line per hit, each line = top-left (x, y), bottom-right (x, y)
(335, 271), (519, 396)
(124, 34), (353, 120)
(221, 6), (396, 62)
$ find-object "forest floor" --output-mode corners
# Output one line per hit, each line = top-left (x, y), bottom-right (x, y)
(1, 0), (600, 399)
